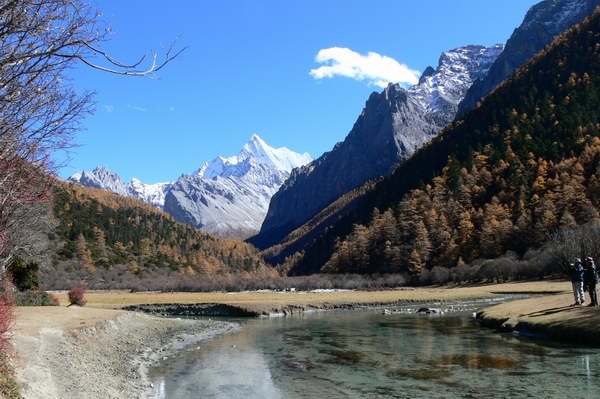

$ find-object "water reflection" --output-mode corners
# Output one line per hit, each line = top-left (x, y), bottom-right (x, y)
(150, 310), (600, 399)
(149, 326), (282, 399)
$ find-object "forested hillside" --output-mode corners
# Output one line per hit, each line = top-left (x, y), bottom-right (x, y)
(43, 183), (274, 289)
(288, 10), (600, 276)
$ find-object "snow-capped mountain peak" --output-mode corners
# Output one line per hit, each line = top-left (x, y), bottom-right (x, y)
(68, 135), (312, 239)
(167, 134), (313, 238)
(522, 0), (587, 31)
(242, 134), (312, 173)
(198, 134), (311, 179)
(458, 0), (600, 115)
(129, 178), (171, 208)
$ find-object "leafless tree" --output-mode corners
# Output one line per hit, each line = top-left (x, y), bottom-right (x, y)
(0, 0), (185, 274)
(546, 223), (600, 271)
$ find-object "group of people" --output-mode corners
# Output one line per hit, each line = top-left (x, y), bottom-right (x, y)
(569, 257), (598, 306)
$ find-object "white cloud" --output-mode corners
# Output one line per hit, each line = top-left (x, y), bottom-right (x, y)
(309, 47), (420, 88)
(130, 105), (147, 112)
(104, 105), (114, 113)
(169, 106), (176, 112)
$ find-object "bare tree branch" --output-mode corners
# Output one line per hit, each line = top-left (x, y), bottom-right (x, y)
(0, 0), (185, 275)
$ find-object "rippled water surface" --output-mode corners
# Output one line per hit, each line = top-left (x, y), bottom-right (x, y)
(149, 309), (600, 398)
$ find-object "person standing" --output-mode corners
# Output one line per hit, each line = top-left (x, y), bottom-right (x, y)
(570, 259), (585, 306)
(583, 257), (598, 307)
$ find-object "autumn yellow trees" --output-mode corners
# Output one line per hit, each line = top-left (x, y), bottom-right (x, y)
(53, 184), (268, 280)
(291, 14), (600, 277)
(325, 137), (600, 275)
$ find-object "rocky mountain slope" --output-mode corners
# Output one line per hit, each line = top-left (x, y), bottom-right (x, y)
(288, 7), (600, 275)
(457, 0), (600, 115)
(68, 135), (311, 239)
(251, 44), (503, 249)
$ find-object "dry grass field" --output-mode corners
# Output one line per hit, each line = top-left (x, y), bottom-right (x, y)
(478, 292), (600, 345)
(53, 280), (571, 314)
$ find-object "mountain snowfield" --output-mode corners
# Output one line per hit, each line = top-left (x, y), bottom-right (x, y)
(410, 44), (505, 125)
(68, 135), (312, 239)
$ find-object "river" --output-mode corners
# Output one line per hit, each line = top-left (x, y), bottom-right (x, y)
(148, 305), (600, 398)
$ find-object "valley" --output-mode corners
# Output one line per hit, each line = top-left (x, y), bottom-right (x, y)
(4, 0), (600, 398)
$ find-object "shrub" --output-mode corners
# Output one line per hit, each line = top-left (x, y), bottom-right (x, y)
(0, 353), (21, 399)
(430, 266), (451, 285)
(50, 293), (60, 306)
(417, 269), (431, 286)
(14, 290), (60, 306)
(0, 279), (14, 353)
(477, 258), (518, 282)
(9, 257), (39, 292)
(68, 286), (87, 307)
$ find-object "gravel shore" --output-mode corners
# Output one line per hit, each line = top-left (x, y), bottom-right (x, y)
(11, 307), (238, 399)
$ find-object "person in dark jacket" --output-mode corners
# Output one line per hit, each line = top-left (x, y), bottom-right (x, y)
(584, 257), (598, 306)
(570, 259), (585, 306)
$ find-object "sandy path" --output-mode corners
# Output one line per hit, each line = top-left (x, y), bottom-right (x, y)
(11, 307), (237, 399)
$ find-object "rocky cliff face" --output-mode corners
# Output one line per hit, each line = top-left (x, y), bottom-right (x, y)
(69, 135), (311, 239)
(458, 0), (600, 115)
(70, 167), (133, 198)
(251, 44), (503, 249)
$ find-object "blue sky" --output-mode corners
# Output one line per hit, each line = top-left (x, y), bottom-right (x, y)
(60, 0), (540, 183)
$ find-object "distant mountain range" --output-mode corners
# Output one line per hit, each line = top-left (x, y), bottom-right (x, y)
(251, 44), (504, 249)
(68, 135), (312, 239)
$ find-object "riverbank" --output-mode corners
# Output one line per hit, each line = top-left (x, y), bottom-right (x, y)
(53, 280), (570, 316)
(10, 307), (237, 399)
(477, 293), (600, 345)
(9, 281), (575, 398)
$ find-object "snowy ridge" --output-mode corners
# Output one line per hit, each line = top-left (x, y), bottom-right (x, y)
(408, 44), (504, 124)
(129, 179), (172, 208)
(68, 135), (312, 239)
(521, 0), (587, 31)
(457, 0), (600, 115)
(68, 167), (172, 208)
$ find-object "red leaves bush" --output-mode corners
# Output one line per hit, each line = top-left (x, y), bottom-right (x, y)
(50, 293), (60, 306)
(0, 279), (14, 352)
(0, 301), (13, 352)
(67, 286), (86, 307)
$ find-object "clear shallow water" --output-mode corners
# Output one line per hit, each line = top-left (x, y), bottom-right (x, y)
(149, 309), (600, 398)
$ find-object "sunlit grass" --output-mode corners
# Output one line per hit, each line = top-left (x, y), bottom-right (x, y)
(52, 281), (570, 314)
